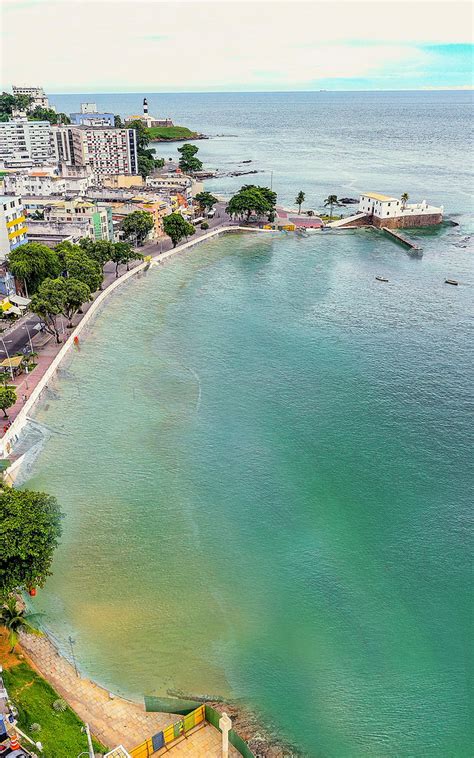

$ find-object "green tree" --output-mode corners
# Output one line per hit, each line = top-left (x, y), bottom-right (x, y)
(0, 385), (17, 418)
(195, 192), (218, 213)
(110, 242), (140, 277)
(0, 598), (43, 651)
(0, 488), (62, 598)
(29, 106), (70, 124)
(30, 209), (44, 221)
(8, 243), (61, 295)
(114, 114), (123, 128)
(163, 213), (196, 247)
(0, 92), (33, 119)
(121, 210), (154, 246)
(30, 278), (65, 343)
(177, 143), (203, 173)
(226, 185), (277, 222)
(61, 278), (91, 327)
(79, 239), (114, 267)
(127, 119), (151, 151)
(323, 194), (342, 220)
(64, 249), (103, 292)
(295, 190), (305, 214)
(138, 154), (156, 179)
(401, 192), (409, 208)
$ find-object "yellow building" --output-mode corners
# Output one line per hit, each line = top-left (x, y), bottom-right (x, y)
(102, 174), (144, 189)
(0, 195), (28, 258)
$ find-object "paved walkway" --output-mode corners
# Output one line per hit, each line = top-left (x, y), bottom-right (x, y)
(20, 632), (176, 751)
(156, 723), (240, 757)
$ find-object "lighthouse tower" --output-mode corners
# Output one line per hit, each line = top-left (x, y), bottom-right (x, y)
(143, 97), (148, 115)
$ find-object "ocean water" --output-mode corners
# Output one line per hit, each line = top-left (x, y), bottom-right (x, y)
(23, 92), (474, 757)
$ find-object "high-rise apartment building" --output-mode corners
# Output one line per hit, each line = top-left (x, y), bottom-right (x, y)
(53, 126), (138, 178)
(0, 118), (56, 167)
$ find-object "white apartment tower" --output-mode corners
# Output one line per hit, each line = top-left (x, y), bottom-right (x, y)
(0, 118), (56, 167)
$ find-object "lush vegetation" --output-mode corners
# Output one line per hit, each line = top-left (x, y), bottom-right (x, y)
(226, 184), (277, 222)
(0, 92), (69, 124)
(147, 125), (201, 141)
(163, 213), (196, 247)
(121, 210), (154, 246)
(2, 662), (106, 757)
(126, 120), (165, 178)
(0, 488), (62, 598)
(8, 243), (61, 295)
(195, 191), (218, 213)
(0, 385), (17, 418)
(178, 143), (203, 173)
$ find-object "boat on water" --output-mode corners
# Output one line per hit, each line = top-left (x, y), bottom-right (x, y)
(375, 275), (389, 282)
(445, 279), (459, 286)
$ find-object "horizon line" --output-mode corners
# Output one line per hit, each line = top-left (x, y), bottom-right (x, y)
(36, 86), (474, 96)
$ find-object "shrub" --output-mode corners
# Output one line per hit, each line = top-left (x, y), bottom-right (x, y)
(200, 222), (209, 230)
(30, 723), (42, 732)
(52, 699), (67, 712)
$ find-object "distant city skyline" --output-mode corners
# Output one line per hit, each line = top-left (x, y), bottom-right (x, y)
(1, 0), (473, 93)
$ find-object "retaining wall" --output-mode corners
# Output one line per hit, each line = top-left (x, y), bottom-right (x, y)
(1, 226), (269, 461)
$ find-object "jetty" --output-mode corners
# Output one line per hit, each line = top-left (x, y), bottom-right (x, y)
(381, 226), (422, 252)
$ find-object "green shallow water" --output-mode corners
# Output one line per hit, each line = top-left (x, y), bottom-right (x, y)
(24, 229), (472, 757)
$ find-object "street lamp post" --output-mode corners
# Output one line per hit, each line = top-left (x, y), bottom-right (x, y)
(23, 321), (34, 355)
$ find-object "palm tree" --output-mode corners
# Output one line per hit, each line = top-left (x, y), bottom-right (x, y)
(324, 194), (342, 220)
(0, 597), (44, 651)
(401, 192), (409, 209)
(295, 191), (305, 214)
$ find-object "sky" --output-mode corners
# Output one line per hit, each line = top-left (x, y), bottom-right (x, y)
(0, 0), (473, 92)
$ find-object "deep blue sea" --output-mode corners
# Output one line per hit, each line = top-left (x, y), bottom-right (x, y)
(24, 91), (474, 757)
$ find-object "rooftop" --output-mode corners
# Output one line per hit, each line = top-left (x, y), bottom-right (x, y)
(362, 192), (398, 202)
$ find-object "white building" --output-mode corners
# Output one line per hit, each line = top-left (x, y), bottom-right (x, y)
(12, 85), (53, 111)
(0, 195), (28, 258)
(3, 165), (94, 197)
(53, 125), (138, 178)
(0, 118), (56, 167)
(358, 192), (443, 228)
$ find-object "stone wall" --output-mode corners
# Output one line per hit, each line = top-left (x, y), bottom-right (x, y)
(372, 213), (442, 229)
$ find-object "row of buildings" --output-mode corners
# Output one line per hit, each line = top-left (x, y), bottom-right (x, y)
(0, 89), (203, 281)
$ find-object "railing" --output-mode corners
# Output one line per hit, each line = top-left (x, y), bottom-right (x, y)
(129, 703), (255, 757)
(129, 705), (205, 757)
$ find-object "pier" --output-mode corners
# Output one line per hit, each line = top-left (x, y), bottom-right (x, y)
(381, 226), (422, 252)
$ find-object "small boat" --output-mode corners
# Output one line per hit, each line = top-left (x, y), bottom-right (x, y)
(445, 279), (459, 286)
(375, 275), (389, 282)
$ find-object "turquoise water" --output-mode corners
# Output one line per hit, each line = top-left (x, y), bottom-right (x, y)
(24, 226), (473, 756)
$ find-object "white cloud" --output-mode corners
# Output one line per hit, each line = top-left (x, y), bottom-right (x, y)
(1, 0), (471, 90)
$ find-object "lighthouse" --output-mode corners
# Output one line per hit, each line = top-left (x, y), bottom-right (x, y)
(143, 97), (148, 115)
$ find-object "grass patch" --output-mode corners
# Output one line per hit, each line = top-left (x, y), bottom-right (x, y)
(147, 125), (201, 141)
(3, 662), (107, 757)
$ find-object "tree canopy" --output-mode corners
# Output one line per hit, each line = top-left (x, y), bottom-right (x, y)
(323, 195), (342, 219)
(78, 238), (114, 267)
(111, 241), (139, 277)
(177, 143), (203, 173)
(0, 386), (17, 418)
(64, 249), (103, 292)
(121, 210), (154, 246)
(0, 91), (33, 120)
(0, 488), (62, 598)
(195, 192), (218, 212)
(163, 213), (196, 247)
(0, 597), (43, 651)
(30, 278), (66, 343)
(8, 243), (61, 295)
(29, 106), (70, 124)
(226, 185), (277, 221)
